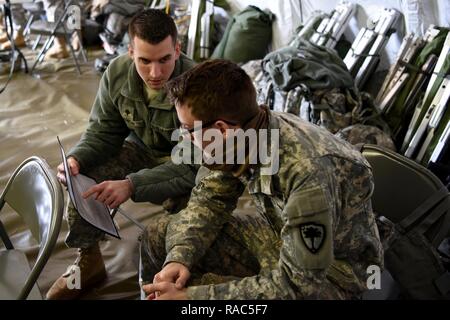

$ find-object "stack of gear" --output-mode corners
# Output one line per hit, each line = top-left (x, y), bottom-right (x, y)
(343, 8), (401, 89)
(93, 0), (148, 72)
(244, 1), (357, 100)
(210, 5), (273, 64)
(251, 40), (395, 150)
(290, 0), (355, 54)
(378, 26), (450, 169)
(94, 1), (194, 73)
(96, 0), (147, 55)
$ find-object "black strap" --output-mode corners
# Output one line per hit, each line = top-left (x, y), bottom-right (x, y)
(415, 196), (450, 235)
(349, 47), (381, 59)
(431, 198), (450, 247)
(399, 187), (449, 231)
(399, 59), (449, 78)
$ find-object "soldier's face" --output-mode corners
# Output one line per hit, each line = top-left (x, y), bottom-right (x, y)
(128, 35), (181, 90)
(176, 103), (237, 152)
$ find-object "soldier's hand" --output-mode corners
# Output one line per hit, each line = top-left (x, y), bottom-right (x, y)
(153, 262), (190, 289)
(82, 179), (134, 208)
(57, 157), (80, 186)
(143, 282), (188, 300)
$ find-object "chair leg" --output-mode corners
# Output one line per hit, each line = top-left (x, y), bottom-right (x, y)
(77, 30), (88, 62)
(23, 15), (34, 37)
(30, 36), (54, 74)
(32, 34), (42, 51)
(66, 34), (81, 75)
(38, 36), (55, 63)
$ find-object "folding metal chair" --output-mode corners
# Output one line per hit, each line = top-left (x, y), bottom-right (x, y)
(22, 0), (46, 41)
(28, 0), (87, 74)
(0, 156), (64, 300)
(360, 144), (450, 299)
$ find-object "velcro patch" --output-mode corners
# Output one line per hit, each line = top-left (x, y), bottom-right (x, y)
(299, 222), (326, 254)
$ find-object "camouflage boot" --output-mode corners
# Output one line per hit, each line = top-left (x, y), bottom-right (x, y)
(46, 244), (106, 300)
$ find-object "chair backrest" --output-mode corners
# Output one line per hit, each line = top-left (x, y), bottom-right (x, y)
(361, 144), (450, 299)
(0, 156), (64, 299)
(361, 144), (445, 224)
(54, 0), (76, 32)
(29, 0), (76, 35)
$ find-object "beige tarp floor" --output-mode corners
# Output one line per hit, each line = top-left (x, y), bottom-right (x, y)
(0, 50), (259, 300)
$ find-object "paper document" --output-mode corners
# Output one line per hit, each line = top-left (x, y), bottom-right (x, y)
(57, 136), (120, 239)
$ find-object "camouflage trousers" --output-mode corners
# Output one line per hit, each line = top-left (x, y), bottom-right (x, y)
(65, 140), (184, 249)
(139, 211), (281, 290)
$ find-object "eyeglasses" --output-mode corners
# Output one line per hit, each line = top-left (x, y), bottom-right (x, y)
(179, 119), (238, 136)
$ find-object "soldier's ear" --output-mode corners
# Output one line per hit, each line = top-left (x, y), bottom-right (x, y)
(215, 120), (232, 137)
(128, 36), (135, 59)
(128, 44), (134, 59)
(174, 40), (181, 60)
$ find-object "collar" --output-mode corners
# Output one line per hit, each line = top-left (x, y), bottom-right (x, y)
(245, 111), (280, 196)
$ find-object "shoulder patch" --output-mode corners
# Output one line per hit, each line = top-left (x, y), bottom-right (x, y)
(300, 222), (326, 254)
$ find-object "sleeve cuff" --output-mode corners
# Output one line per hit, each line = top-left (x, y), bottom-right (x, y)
(186, 285), (211, 300)
(126, 172), (142, 201)
(65, 152), (87, 171)
(164, 246), (196, 270)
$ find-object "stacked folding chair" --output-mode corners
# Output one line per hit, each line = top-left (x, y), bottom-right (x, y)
(255, 1), (356, 107)
(289, 11), (327, 48)
(187, 0), (215, 61)
(343, 8), (401, 89)
(290, 1), (355, 51)
(377, 26), (450, 166)
(147, 0), (168, 10)
(308, 1), (356, 49)
(403, 31), (450, 164)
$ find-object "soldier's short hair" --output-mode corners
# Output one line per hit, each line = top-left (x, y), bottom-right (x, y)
(166, 59), (260, 125)
(128, 9), (177, 46)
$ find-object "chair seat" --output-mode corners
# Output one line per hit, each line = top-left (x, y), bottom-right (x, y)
(0, 250), (42, 300)
(23, 3), (44, 13)
(29, 20), (70, 36)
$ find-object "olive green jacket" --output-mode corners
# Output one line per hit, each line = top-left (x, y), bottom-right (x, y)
(68, 53), (197, 203)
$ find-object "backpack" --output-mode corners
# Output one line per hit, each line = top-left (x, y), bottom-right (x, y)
(211, 5), (274, 64)
(377, 188), (450, 299)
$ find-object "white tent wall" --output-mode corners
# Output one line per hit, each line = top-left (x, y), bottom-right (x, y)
(225, 0), (449, 73)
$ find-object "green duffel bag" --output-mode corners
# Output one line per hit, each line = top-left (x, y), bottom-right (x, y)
(211, 5), (274, 64)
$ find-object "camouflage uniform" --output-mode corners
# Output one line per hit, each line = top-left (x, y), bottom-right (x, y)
(65, 53), (197, 248)
(241, 59), (263, 82)
(140, 111), (384, 299)
(335, 124), (397, 152)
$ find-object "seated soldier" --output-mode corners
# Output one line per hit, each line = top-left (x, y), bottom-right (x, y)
(140, 59), (384, 299)
(46, 9), (197, 299)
